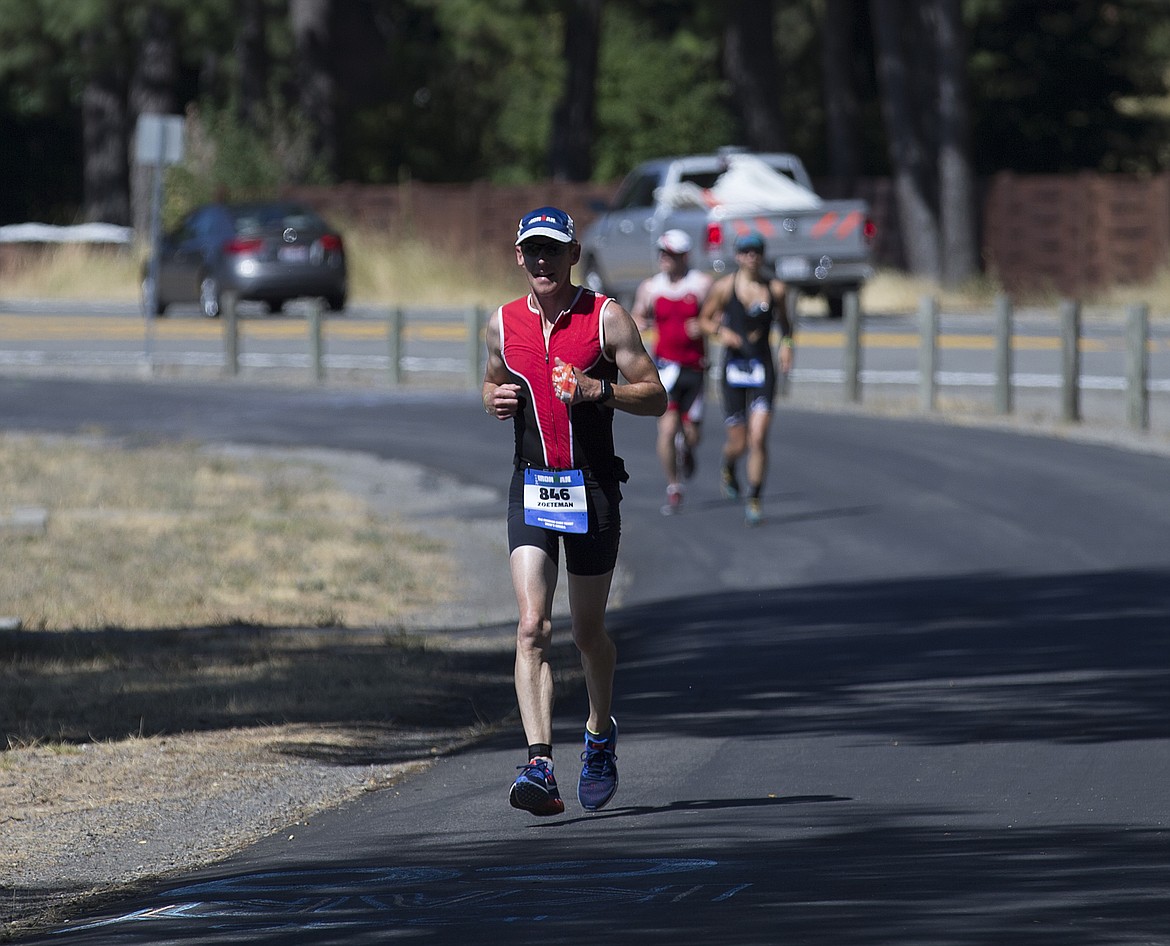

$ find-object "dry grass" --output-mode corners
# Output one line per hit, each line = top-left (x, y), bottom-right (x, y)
(0, 434), (449, 631)
(0, 232), (521, 307)
(0, 245), (142, 302)
(342, 230), (520, 306)
(0, 433), (524, 750)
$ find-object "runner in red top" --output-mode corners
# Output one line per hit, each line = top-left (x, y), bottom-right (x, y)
(498, 287), (621, 475)
(483, 206), (665, 817)
(631, 229), (713, 515)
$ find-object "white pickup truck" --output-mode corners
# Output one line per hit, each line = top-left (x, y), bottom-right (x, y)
(579, 149), (874, 317)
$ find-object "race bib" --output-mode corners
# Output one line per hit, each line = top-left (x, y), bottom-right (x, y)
(725, 358), (766, 388)
(523, 468), (588, 534)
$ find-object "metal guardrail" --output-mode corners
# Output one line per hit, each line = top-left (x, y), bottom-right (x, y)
(825, 292), (1155, 433)
(217, 295), (489, 390)
(1, 294), (1162, 435)
(211, 291), (1164, 434)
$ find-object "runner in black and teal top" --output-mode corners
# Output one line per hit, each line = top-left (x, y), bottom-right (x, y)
(699, 229), (794, 526)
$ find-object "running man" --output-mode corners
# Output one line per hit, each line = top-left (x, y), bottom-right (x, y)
(482, 205), (666, 816)
(699, 230), (794, 526)
(631, 229), (713, 515)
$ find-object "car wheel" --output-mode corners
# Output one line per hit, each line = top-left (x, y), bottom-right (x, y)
(825, 287), (861, 320)
(826, 292), (845, 320)
(199, 276), (222, 319)
(325, 294), (347, 313)
(140, 275), (166, 317)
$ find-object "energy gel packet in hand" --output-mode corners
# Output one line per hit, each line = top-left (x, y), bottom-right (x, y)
(552, 363), (577, 401)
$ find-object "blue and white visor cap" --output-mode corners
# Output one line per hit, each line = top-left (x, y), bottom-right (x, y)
(516, 206), (576, 245)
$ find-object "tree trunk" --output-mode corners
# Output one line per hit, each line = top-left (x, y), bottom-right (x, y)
(870, 0), (940, 279)
(934, 0), (979, 286)
(821, 0), (860, 196)
(129, 4), (177, 239)
(236, 0), (270, 129)
(723, 0), (786, 151)
(81, 29), (130, 226)
(549, 0), (602, 182)
(291, 0), (336, 179)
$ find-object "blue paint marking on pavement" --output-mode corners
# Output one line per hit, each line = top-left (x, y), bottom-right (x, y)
(166, 866), (460, 896)
(50, 860), (750, 937)
(474, 857), (717, 881)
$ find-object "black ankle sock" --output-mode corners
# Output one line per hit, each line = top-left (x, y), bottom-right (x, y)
(528, 743), (552, 760)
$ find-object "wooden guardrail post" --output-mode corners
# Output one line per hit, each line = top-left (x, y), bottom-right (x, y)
(222, 290), (239, 377)
(387, 306), (404, 385)
(918, 295), (939, 412)
(1059, 299), (1081, 422)
(994, 293), (1013, 415)
(843, 290), (862, 403)
(1126, 302), (1150, 431)
(308, 297), (325, 383)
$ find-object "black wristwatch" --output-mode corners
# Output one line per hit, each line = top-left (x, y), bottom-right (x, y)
(597, 378), (614, 404)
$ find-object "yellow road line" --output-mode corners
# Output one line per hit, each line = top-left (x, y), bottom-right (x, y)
(2, 315), (1163, 352)
(0, 316), (465, 342)
(794, 332), (1112, 352)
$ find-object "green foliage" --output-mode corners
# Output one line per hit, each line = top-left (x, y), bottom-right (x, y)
(422, 0), (564, 182)
(6, 0), (1170, 224)
(163, 101), (328, 228)
(772, 1), (828, 164)
(968, 0), (1170, 172)
(592, 5), (734, 181)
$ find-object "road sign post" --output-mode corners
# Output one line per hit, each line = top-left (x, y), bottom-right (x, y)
(134, 113), (185, 369)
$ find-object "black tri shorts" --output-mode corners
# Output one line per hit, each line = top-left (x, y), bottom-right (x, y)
(506, 466), (622, 576)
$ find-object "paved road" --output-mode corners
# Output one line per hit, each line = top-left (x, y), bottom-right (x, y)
(3, 374), (1169, 944)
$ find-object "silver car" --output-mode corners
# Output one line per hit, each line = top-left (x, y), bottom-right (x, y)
(143, 201), (348, 317)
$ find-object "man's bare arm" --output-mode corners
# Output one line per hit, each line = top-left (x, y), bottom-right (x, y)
(481, 308), (521, 419)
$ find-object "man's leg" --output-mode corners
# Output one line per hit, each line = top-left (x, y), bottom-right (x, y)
(567, 570), (617, 734)
(508, 544), (564, 816)
(657, 411), (685, 514)
(568, 569), (621, 811)
(676, 378), (702, 481)
(656, 410), (682, 484)
(510, 545), (559, 748)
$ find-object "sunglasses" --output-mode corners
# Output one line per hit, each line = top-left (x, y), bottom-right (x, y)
(521, 241), (570, 258)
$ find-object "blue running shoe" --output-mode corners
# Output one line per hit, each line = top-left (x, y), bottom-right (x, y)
(578, 718), (619, 811)
(745, 497), (763, 527)
(509, 759), (565, 817)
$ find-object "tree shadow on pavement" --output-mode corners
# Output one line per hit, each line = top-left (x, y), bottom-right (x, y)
(608, 567), (1170, 746)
